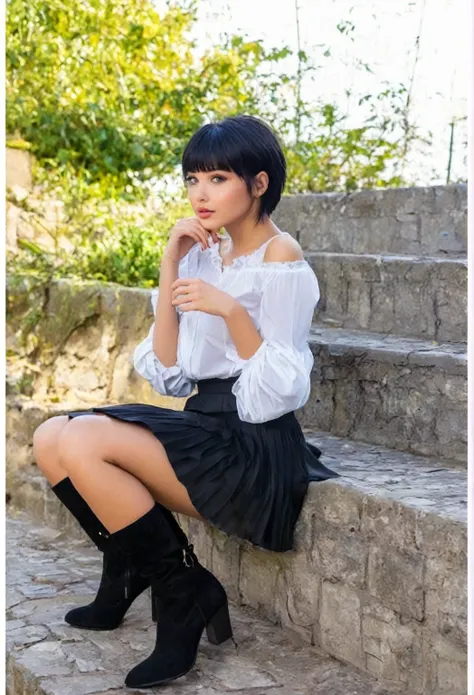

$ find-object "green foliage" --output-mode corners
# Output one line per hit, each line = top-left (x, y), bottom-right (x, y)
(7, 177), (192, 290)
(7, 0), (205, 188)
(6, 0), (428, 291)
(283, 93), (417, 192)
(6, 0), (277, 192)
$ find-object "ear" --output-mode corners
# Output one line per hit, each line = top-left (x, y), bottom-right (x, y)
(252, 171), (269, 198)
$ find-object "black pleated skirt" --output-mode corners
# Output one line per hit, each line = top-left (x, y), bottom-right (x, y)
(66, 376), (340, 552)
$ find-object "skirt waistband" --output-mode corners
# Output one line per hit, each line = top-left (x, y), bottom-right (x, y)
(184, 377), (239, 414)
(185, 376), (296, 426)
(194, 376), (239, 394)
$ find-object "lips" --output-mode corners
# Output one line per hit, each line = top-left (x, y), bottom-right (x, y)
(198, 209), (213, 213)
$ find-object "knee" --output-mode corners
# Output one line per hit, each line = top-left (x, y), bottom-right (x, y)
(32, 415), (70, 471)
(56, 415), (105, 474)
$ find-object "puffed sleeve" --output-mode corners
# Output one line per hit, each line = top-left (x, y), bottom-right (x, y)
(133, 252), (196, 398)
(229, 262), (319, 423)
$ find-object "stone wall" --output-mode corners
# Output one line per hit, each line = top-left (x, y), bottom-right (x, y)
(174, 474), (466, 695)
(6, 183), (467, 694)
(273, 184), (467, 257)
(6, 277), (180, 408)
(7, 438), (466, 695)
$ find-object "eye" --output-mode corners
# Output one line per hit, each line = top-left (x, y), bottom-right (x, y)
(184, 174), (226, 185)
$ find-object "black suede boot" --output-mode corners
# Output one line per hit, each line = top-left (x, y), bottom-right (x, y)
(109, 503), (235, 689)
(51, 477), (188, 630)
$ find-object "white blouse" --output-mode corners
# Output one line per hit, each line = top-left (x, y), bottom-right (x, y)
(133, 231), (320, 424)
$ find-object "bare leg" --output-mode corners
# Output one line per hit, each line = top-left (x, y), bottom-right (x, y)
(32, 413), (115, 486)
(56, 414), (204, 533)
(32, 415), (71, 486)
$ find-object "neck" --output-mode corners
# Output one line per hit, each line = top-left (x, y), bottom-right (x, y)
(223, 215), (278, 253)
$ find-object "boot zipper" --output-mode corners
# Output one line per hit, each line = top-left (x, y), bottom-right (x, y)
(183, 544), (196, 568)
(124, 566), (130, 600)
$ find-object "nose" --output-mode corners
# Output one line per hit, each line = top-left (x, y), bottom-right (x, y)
(187, 178), (210, 206)
(194, 189), (209, 206)
(197, 186), (209, 202)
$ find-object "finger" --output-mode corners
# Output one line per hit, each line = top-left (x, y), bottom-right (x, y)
(171, 278), (192, 290)
(188, 230), (206, 251)
(171, 285), (193, 301)
(196, 220), (218, 239)
(173, 295), (196, 308)
(194, 225), (211, 249)
(180, 298), (198, 311)
(171, 285), (195, 299)
(198, 230), (211, 250)
(204, 227), (219, 244)
(195, 220), (215, 246)
(171, 276), (192, 285)
(181, 227), (204, 250)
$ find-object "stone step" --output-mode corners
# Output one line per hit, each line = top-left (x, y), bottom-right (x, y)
(306, 252), (466, 343)
(6, 510), (406, 695)
(7, 446), (467, 694)
(273, 184), (467, 257)
(179, 429), (467, 695)
(6, 391), (467, 695)
(305, 326), (466, 464)
(9, 424), (466, 538)
(7, 276), (467, 462)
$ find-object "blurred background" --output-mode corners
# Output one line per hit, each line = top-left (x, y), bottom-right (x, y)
(5, 0), (467, 291)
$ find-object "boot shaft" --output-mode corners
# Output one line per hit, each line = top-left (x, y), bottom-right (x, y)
(109, 503), (189, 576)
(51, 477), (109, 551)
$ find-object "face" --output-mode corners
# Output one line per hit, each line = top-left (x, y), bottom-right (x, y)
(184, 169), (268, 231)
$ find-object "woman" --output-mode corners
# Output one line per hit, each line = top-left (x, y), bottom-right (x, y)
(32, 114), (339, 689)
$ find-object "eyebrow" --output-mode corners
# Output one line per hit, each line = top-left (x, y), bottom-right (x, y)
(187, 170), (229, 175)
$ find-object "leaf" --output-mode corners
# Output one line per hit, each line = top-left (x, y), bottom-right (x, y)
(18, 239), (48, 255)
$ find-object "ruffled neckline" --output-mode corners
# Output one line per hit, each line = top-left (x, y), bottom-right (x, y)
(208, 231), (307, 273)
(208, 231), (256, 273)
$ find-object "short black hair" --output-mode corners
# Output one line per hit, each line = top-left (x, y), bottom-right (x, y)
(181, 114), (287, 224)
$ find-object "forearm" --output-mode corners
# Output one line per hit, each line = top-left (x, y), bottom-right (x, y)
(223, 301), (263, 360)
(153, 257), (180, 367)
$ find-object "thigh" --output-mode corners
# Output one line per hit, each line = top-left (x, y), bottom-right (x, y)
(58, 414), (204, 519)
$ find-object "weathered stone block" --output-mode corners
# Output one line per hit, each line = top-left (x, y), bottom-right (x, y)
(306, 481), (362, 528)
(239, 547), (282, 622)
(274, 552), (319, 643)
(362, 598), (423, 692)
(210, 528), (242, 604)
(308, 253), (466, 342)
(361, 497), (419, 553)
(422, 633), (467, 695)
(367, 545), (424, 621)
(418, 513), (467, 647)
(312, 517), (367, 589)
(319, 582), (364, 669)
(301, 329), (467, 463)
(274, 184), (467, 256)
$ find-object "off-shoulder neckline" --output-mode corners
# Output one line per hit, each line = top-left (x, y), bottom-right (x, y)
(209, 231), (307, 273)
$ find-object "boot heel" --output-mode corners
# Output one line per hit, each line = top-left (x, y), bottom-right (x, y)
(151, 589), (157, 623)
(205, 602), (233, 645)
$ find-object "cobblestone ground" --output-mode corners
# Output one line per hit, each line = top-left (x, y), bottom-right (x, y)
(6, 510), (404, 695)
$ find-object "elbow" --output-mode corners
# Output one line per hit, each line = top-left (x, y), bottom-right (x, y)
(135, 367), (194, 399)
(133, 346), (194, 398)
(232, 350), (311, 423)
(235, 379), (310, 424)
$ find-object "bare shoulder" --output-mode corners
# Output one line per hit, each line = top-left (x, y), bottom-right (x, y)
(263, 233), (304, 263)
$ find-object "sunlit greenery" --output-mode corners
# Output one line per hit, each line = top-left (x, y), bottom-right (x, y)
(6, 0), (424, 289)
